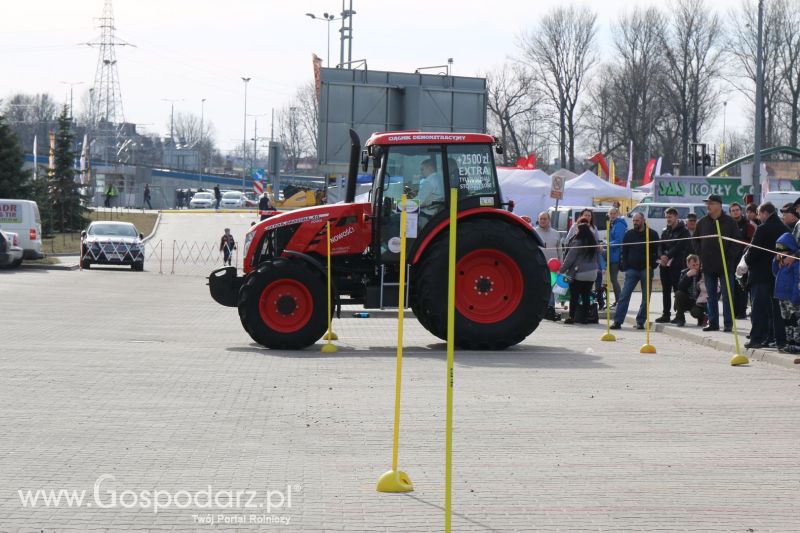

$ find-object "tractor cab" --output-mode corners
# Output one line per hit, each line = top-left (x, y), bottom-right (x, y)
(362, 133), (503, 304)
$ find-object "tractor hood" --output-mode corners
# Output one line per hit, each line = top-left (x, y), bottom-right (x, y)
(243, 202), (373, 274)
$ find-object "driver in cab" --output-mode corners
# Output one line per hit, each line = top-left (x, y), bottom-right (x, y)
(415, 158), (444, 216)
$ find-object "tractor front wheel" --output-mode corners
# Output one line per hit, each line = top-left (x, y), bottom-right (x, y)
(238, 258), (329, 349)
(412, 218), (549, 349)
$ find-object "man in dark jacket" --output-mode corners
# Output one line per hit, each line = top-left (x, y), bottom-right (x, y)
(744, 202), (787, 349)
(695, 194), (742, 332)
(685, 213), (699, 256)
(258, 192), (275, 221)
(655, 207), (691, 324)
(610, 212), (660, 330)
(730, 202), (756, 319)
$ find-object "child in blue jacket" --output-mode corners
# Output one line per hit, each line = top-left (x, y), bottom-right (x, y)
(772, 232), (800, 354)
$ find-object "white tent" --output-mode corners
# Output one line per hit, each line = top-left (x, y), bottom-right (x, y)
(562, 170), (632, 206)
(497, 169), (553, 220)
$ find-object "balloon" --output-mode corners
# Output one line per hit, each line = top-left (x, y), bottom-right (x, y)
(547, 258), (561, 273)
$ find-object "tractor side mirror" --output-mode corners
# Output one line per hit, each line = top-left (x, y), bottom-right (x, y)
(495, 144), (504, 155)
(361, 149), (369, 172)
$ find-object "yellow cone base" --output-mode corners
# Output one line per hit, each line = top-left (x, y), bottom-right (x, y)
(730, 353), (749, 366)
(640, 343), (657, 354)
(601, 333), (616, 342)
(323, 330), (338, 341)
(376, 469), (414, 493)
(321, 343), (338, 353)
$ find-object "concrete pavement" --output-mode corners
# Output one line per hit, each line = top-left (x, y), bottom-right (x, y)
(1, 267), (799, 531)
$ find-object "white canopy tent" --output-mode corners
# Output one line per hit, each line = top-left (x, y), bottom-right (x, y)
(497, 168), (553, 220)
(562, 170), (632, 206)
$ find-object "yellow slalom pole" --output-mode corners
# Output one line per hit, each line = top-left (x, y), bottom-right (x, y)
(445, 188), (457, 533)
(717, 219), (748, 366)
(376, 195), (413, 493)
(321, 221), (338, 353)
(601, 219), (616, 341)
(640, 222), (656, 353)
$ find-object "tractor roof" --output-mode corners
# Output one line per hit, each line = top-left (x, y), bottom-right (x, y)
(366, 131), (495, 146)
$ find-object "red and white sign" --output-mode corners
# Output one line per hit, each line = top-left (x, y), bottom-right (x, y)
(550, 175), (565, 200)
(253, 179), (264, 195)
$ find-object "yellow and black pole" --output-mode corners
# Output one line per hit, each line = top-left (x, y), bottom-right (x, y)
(444, 187), (458, 533)
(601, 219), (616, 342)
(640, 222), (656, 353)
(376, 195), (414, 493)
(321, 221), (338, 353)
(717, 220), (748, 366)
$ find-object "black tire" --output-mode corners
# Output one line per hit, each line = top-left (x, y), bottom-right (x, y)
(131, 263), (144, 271)
(10, 258), (22, 269)
(238, 258), (330, 349)
(411, 218), (549, 349)
(81, 259), (91, 270)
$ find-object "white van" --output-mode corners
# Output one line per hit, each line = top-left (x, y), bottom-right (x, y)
(764, 191), (800, 209)
(547, 205), (611, 244)
(627, 202), (710, 233)
(0, 199), (43, 259)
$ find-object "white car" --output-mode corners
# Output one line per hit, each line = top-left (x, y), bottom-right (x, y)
(0, 229), (24, 268)
(189, 192), (215, 209)
(220, 191), (246, 209)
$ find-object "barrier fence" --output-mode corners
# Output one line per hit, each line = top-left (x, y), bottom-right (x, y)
(79, 239), (240, 276)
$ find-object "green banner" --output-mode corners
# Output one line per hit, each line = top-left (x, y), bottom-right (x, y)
(655, 177), (752, 204)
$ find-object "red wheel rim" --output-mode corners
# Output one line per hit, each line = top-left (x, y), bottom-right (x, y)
(455, 249), (523, 324)
(258, 279), (314, 333)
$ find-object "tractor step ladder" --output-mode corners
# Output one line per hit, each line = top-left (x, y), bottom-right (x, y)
(379, 264), (411, 310)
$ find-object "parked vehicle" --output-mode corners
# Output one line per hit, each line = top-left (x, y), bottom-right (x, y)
(189, 192), (215, 209)
(81, 221), (145, 271)
(220, 191), (246, 209)
(764, 190), (800, 208)
(627, 202), (710, 232)
(547, 205), (611, 243)
(209, 130), (550, 350)
(0, 229), (24, 268)
(0, 199), (43, 259)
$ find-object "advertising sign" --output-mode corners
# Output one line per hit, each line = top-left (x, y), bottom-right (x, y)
(654, 177), (752, 204)
(0, 202), (22, 224)
(550, 175), (564, 200)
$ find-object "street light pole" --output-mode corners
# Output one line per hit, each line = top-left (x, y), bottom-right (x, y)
(752, 0), (765, 202)
(60, 81), (84, 120)
(200, 98), (206, 188)
(241, 77), (251, 192)
(306, 12), (339, 66)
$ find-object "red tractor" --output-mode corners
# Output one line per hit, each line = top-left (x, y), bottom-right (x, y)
(209, 131), (550, 349)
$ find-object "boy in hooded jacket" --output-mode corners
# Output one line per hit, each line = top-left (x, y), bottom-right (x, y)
(772, 232), (800, 354)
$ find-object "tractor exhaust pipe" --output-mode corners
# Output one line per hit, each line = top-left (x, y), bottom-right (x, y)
(346, 129), (361, 203)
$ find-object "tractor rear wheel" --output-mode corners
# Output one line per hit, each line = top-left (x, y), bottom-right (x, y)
(238, 258), (329, 349)
(411, 218), (549, 349)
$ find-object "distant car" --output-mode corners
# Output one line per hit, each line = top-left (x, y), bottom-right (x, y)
(189, 192), (215, 209)
(81, 221), (145, 271)
(220, 191), (246, 209)
(0, 229), (23, 268)
(243, 192), (260, 207)
(627, 202), (711, 233)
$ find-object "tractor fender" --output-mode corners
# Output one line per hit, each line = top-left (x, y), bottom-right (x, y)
(283, 250), (342, 317)
(410, 208), (543, 265)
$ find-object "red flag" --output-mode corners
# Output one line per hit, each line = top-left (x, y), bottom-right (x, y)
(526, 153), (536, 169)
(515, 156), (527, 169)
(643, 159), (656, 185)
(588, 152), (609, 178)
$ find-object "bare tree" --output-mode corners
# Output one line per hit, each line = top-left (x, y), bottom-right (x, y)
(608, 7), (669, 180)
(276, 106), (303, 174)
(727, 0), (787, 147)
(485, 63), (539, 165)
(294, 82), (319, 160)
(777, 0), (800, 146)
(2, 93), (59, 149)
(661, 0), (724, 174)
(519, 5), (598, 170)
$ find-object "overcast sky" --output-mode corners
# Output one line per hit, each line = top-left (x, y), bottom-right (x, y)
(1, 0), (749, 154)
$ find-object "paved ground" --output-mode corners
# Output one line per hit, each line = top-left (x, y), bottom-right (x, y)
(2, 258), (800, 531)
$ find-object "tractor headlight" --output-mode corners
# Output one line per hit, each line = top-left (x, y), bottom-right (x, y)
(243, 230), (254, 260)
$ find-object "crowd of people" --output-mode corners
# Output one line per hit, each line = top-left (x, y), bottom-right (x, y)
(534, 195), (800, 364)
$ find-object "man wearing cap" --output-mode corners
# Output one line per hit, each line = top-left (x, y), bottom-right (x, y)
(780, 203), (799, 232)
(695, 194), (741, 332)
